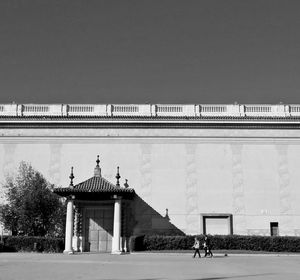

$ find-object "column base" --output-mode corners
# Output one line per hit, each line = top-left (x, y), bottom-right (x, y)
(111, 250), (124, 255)
(72, 236), (82, 252)
(63, 250), (74, 255)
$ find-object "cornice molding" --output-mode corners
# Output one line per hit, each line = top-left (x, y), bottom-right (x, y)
(1, 120), (300, 129)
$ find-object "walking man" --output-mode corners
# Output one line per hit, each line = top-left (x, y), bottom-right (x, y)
(204, 235), (213, 257)
(192, 237), (201, 258)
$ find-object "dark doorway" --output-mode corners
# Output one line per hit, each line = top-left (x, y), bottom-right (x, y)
(270, 222), (279, 236)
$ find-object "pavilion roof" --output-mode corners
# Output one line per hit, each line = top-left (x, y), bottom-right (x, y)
(54, 176), (135, 196)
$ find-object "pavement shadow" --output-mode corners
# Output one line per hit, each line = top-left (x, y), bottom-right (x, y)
(136, 276), (274, 280)
(207, 255), (227, 258)
(189, 273), (274, 280)
(138, 279), (164, 280)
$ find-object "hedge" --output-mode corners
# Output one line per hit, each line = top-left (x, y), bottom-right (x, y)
(130, 235), (300, 252)
(2, 235), (300, 253)
(0, 236), (64, 253)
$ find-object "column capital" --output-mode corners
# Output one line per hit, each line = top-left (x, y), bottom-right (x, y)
(112, 194), (122, 200)
(66, 195), (76, 201)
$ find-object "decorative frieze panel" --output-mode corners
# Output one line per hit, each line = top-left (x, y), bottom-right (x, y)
(185, 144), (199, 234)
(2, 143), (17, 177)
(277, 145), (292, 215)
(48, 144), (62, 186)
(231, 144), (246, 235)
(276, 145), (294, 236)
(0, 144), (17, 201)
(139, 144), (152, 203)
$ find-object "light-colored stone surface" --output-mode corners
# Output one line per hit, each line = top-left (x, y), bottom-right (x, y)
(0, 253), (299, 280)
(1, 126), (300, 235)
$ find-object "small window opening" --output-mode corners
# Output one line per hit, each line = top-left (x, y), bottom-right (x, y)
(270, 222), (279, 236)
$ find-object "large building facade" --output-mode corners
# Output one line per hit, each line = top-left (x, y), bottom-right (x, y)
(1, 103), (300, 252)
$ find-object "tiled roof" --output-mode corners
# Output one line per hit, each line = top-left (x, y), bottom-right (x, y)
(54, 176), (135, 194)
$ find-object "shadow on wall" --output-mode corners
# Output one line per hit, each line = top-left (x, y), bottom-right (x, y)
(126, 194), (185, 236)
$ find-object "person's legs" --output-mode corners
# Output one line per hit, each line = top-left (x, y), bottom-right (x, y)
(197, 249), (201, 258)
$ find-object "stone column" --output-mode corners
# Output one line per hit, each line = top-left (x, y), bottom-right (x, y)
(64, 197), (74, 254)
(112, 195), (122, 254)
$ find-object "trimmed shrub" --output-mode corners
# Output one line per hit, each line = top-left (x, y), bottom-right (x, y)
(1, 236), (64, 253)
(130, 234), (300, 252)
(0, 242), (15, 252)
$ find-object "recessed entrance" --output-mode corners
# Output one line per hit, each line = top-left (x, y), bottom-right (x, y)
(201, 214), (233, 235)
(84, 207), (113, 252)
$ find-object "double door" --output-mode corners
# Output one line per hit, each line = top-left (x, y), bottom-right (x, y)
(84, 207), (113, 252)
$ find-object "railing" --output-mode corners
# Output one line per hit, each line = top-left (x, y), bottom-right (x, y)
(67, 104), (107, 116)
(21, 104), (62, 116)
(244, 105), (287, 117)
(0, 103), (299, 118)
(290, 105), (300, 116)
(0, 104), (18, 116)
(155, 104), (195, 116)
(111, 104), (151, 116)
(200, 105), (240, 117)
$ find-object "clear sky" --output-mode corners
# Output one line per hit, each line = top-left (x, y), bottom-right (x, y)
(0, 0), (300, 104)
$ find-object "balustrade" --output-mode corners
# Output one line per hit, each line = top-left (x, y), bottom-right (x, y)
(155, 104), (195, 116)
(290, 105), (300, 116)
(22, 104), (62, 116)
(0, 103), (300, 118)
(67, 104), (107, 116)
(244, 105), (287, 117)
(111, 104), (151, 116)
(0, 104), (18, 116)
(200, 105), (240, 117)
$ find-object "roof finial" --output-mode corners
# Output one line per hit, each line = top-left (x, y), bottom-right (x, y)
(94, 155), (101, 177)
(124, 179), (129, 188)
(69, 166), (74, 187)
(165, 208), (170, 221)
(116, 166), (121, 187)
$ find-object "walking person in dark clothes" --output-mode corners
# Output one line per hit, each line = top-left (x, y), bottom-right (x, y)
(192, 237), (201, 258)
(203, 235), (213, 257)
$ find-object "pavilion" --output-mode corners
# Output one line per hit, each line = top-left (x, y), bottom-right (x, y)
(54, 156), (135, 254)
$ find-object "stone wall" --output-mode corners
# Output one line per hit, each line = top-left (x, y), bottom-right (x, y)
(1, 127), (300, 236)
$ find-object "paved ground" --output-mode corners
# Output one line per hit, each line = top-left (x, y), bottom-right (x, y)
(0, 252), (299, 280)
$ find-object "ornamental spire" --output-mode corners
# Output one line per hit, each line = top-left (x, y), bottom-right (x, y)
(116, 166), (121, 188)
(94, 155), (101, 177)
(165, 208), (170, 221)
(124, 179), (129, 188)
(69, 166), (74, 188)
